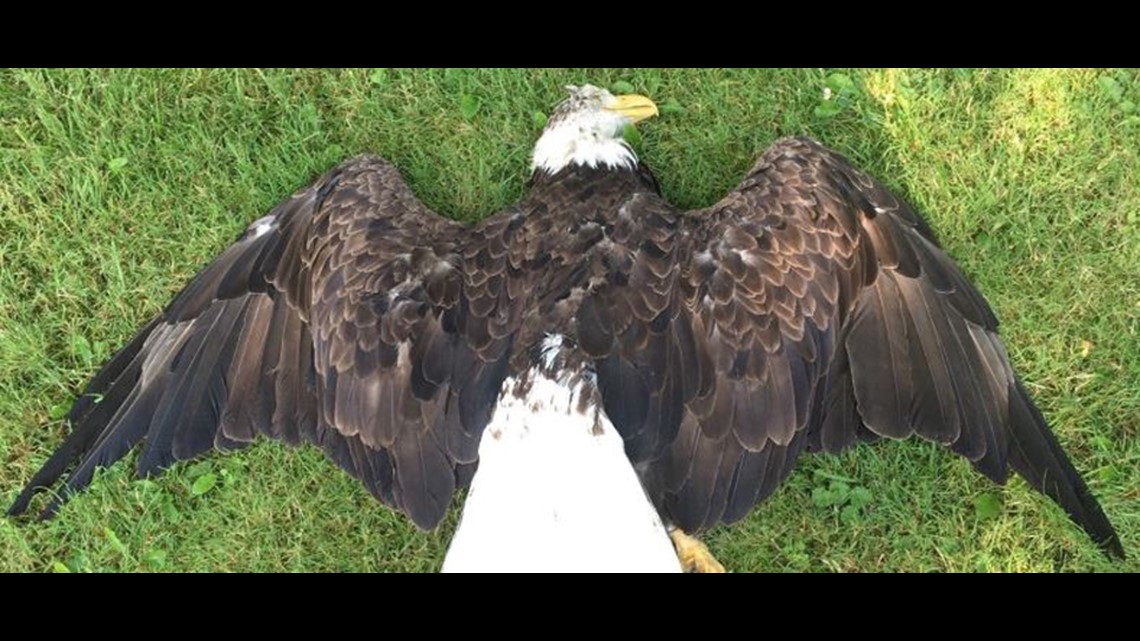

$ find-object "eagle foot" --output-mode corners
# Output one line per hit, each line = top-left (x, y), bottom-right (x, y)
(669, 529), (725, 573)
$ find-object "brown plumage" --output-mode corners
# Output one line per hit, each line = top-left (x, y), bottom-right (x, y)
(9, 132), (1123, 560)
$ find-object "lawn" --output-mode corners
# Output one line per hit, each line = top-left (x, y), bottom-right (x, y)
(1, 68), (1136, 572)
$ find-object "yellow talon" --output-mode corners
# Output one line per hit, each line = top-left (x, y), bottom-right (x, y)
(669, 528), (726, 573)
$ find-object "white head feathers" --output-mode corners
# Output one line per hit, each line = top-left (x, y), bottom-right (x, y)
(531, 85), (659, 174)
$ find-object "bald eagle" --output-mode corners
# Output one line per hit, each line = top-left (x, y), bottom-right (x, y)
(9, 85), (1124, 572)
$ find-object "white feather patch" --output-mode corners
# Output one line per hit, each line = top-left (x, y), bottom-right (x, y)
(538, 333), (563, 371)
(531, 117), (638, 174)
(245, 214), (277, 239)
(442, 353), (680, 573)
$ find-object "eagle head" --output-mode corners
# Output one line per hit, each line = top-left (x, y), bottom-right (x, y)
(531, 84), (659, 175)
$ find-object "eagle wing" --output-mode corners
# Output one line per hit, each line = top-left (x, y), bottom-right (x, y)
(585, 137), (1122, 556)
(9, 156), (526, 530)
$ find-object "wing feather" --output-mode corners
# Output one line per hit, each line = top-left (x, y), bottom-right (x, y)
(10, 156), (526, 531)
(590, 136), (1121, 556)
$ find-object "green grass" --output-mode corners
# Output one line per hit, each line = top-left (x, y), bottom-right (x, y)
(2, 68), (1137, 573)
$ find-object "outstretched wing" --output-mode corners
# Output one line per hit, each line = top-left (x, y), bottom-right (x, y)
(585, 137), (1122, 556)
(10, 155), (526, 530)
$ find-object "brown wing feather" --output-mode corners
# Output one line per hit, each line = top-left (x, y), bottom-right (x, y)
(9, 156), (527, 530)
(589, 137), (1121, 556)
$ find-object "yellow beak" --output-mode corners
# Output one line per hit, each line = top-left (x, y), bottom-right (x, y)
(605, 94), (659, 123)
